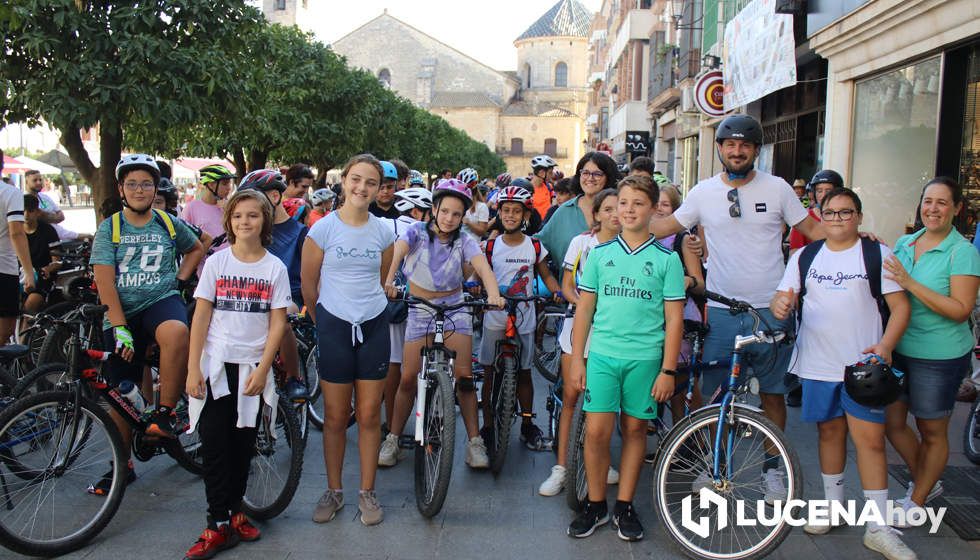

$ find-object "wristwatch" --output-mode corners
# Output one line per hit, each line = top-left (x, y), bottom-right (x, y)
(660, 368), (678, 377)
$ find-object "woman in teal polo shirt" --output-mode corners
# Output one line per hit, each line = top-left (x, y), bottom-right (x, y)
(883, 177), (980, 512)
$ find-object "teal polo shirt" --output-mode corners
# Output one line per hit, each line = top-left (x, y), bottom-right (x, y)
(893, 227), (980, 359)
(577, 235), (686, 359)
(534, 196), (588, 281)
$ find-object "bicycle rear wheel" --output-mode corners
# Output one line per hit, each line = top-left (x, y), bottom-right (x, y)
(164, 396), (204, 475)
(11, 363), (73, 398)
(565, 398), (588, 510)
(0, 391), (126, 557)
(963, 396), (980, 465)
(488, 355), (517, 475)
(304, 346), (324, 430)
(414, 365), (456, 518)
(242, 396), (305, 520)
(533, 311), (564, 384)
(653, 406), (802, 560)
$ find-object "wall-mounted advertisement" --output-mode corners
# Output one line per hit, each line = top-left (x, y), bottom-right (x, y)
(723, 0), (797, 110)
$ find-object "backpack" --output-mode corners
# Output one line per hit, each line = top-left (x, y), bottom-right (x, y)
(796, 237), (890, 329)
(485, 236), (543, 293)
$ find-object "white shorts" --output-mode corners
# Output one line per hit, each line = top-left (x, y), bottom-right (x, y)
(478, 329), (534, 370)
(389, 321), (406, 364)
(558, 316), (592, 358)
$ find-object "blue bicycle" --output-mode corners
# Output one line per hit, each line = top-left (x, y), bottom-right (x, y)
(652, 291), (802, 560)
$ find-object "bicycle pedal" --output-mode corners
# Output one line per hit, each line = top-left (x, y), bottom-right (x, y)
(398, 434), (416, 449)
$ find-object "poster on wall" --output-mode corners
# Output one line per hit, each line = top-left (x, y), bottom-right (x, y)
(626, 131), (650, 156)
(722, 0), (797, 110)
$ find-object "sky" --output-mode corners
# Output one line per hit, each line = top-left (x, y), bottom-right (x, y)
(306, 0), (603, 71)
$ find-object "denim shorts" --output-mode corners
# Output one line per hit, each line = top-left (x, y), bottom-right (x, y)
(800, 379), (885, 424)
(893, 352), (971, 419)
(700, 307), (794, 399)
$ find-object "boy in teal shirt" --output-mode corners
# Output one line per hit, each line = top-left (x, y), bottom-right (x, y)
(567, 175), (685, 541)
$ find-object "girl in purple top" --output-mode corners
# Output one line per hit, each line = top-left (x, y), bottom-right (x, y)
(383, 179), (504, 469)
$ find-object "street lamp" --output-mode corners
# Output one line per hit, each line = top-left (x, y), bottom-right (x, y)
(669, 0), (702, 30)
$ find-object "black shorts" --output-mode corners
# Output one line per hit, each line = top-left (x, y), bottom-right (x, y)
(316, 305), (389, 384)
(102, 294), (188, 385)
(0, 273), (20, 317)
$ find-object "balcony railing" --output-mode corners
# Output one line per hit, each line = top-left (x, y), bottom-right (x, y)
(649, 48), (676, 98)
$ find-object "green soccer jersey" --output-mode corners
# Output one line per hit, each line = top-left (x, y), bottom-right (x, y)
(577, 235), (686, 360)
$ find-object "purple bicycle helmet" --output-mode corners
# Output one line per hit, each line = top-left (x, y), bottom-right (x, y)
(432, 178), (473, 211)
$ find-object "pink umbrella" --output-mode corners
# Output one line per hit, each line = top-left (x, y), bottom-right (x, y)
(2, 155), (33, 174)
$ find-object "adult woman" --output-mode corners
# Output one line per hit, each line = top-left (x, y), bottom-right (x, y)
(301, 154), (395, 527)
(534, 152), (620, 268)
(883, 177), (980, 514)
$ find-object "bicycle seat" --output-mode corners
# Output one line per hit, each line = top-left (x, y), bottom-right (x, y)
(0, 344), (29, 362)
(683, 319), (709, 337)
(80, 304), (109, 319)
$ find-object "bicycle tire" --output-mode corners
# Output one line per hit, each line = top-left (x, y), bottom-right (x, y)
(488, 354), (518, 475)
(304, 345), (324, 430)
(565, 398), (587, 511)
(0, 390), (126, 557)
(20, 301), (77, 370)
(652, 406), (802, 560)
(11, 363), (73, 398)
(164, 396), (204, 476)
(533, 312), (564, 384)
(963, 396), (980, 465)
(242, 396), (305, 520)
(414, 364), (456, 518)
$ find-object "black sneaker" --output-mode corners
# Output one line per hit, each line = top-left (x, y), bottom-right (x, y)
(87, 460), (136, 496)
(567, 502), (609, 538)
(613, 503), (644, 541)
(145, 408), (179, 439)
(520, 423), (546, 451)
(284, 377), (309, 403)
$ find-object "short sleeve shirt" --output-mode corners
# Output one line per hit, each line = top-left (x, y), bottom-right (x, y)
(673, 171), (808, 308)
(0, 182), (25, 276)
(27, 222), (60, 272)
(577, 235), (686, 359)
(893, 228), (980, 359)
(307, 212), (395, 324)
(534, 196), (589, 281)
(462, 201), (490, 241)
(563, 232), (601, 286)
(90, 211), (198, 318)
(194, 249), (291, 363)
(268, 218), (308, 297)
(400, 221), (482, 292)
(483, 236), (549, 334)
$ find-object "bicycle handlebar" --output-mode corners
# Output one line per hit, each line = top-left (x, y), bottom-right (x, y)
(703, 290), (752, 313)
(395, 292), (490, 314)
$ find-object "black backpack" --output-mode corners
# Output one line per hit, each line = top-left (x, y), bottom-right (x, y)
(796, 237), (891, 329)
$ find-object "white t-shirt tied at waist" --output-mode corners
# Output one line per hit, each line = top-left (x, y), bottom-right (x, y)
(672, 171), (808, 308)
(307, 212), (396, 345)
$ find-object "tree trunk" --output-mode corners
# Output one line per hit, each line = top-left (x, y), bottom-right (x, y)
(232, 147), (247, 178)
(248, 148), (267, 173)
(62, 123), (121, 222)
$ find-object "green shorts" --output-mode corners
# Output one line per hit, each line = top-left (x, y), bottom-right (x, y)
(583, 351), (662, 420)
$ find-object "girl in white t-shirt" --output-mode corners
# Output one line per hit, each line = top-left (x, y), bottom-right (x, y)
(539, 188), (621, 497)
(185, 187), (290, 557)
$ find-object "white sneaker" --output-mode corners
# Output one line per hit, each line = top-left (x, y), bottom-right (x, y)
(539, 465), (567, 496)
(864, 526), (918, 560)
(804, 519), (842, 535)
(378, 433), (403, 467)
(466, 436), (489, 469)
(904, 481), (943, 504)
(762, 469), (787, 506)
(692, 471), (713, 494)
(606, 466), (620, 485)
(890, 498), (927, 529)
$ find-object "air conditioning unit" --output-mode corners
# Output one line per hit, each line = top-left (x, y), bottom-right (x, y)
(680, 86), (697, 114)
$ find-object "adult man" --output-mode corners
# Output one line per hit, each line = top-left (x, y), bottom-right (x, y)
(529, 155), (557, 221)
(283, 164), (314, 201)
(650, 114), (824, 503)
(89, 154), (204, 493)
(23, 170), (65, 224)
(0, 150), (34, 345)
(368, 161), (400, 219)
(182, 164), (235, 240)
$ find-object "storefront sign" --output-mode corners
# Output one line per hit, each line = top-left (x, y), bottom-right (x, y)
(625, 131), (650, 155)
(694, 70), (726, 117)
(723, 0), (797, 110)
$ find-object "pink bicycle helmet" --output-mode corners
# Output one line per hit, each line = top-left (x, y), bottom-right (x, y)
(432, 179), (473, 211)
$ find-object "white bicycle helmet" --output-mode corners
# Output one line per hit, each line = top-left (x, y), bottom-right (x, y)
(530, 154), (557, 170)
(394, 187), (433, 212)
(311, 188), (336, 206)
(115, 154), (161, 183)
(456, 167), (479, 185)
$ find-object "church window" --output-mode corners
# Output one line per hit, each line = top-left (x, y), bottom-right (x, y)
(544, 138), (558, 157)
(523, 63), (532, 89)
(378, 68), (391, 88)
(554, 62), (568, 88)
(275, 0), (286, 9)
(510, 138), (524, 156)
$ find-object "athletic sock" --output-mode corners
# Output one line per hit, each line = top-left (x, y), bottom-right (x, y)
(821, 472), (845, 504)
(863, 489), (889, 529)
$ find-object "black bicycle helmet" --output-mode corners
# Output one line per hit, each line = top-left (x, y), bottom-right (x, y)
(509, 177), (533, 190)
(844, 358), (905, 408)
(157, 178), (179, 202)
(808, 169), (844, 191)
(715, 114), (763, 146)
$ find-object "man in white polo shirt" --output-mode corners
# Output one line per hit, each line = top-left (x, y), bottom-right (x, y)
(650, 114), (825, 504)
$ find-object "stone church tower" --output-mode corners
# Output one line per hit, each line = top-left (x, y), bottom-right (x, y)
(261, 0), (316, 33)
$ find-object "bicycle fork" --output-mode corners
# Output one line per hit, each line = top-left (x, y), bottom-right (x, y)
(711, 348), (743, 484)
(415, 353), (428, 444)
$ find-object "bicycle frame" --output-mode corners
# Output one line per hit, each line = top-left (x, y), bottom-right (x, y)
(414, 305), (455, 444)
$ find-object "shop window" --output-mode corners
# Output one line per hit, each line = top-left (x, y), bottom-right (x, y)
(851, 56), (941, 244)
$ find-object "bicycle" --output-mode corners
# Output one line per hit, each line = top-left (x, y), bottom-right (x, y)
(0, 304), (201, 556)
(395, 293), (487, 518)
(651, 291), (802, 560)
(483, 294), (548, 475)
(532, 301), (567, 384)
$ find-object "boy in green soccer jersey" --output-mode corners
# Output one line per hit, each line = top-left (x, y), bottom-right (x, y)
(567, 175), (685, 542)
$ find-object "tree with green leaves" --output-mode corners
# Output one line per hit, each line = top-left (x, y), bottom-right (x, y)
(0, 0), (264, 217)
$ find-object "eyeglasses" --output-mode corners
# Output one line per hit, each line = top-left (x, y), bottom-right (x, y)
(123, 182), (155, 192)
(727, 188), (741, 218)
(581, 170), (605, 179)
(820, 209), (856, 221)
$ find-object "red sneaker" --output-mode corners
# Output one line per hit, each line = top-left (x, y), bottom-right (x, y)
(231, 512), (261, 542)
(184, 525), (239, 560)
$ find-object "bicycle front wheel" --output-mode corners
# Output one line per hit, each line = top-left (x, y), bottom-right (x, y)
(488, 354), (517, 475)
(533, 311), (564, 384)
(964, 396), (980, 465)
(653, 406), (802, 560)
(414, 366), (456, 518)
(0, 391), (126, 557)
(165, 396), (204, 476)
(304, 346), (323, 431)
(565, 397), (588, 511)
(242, 396), (305, 520)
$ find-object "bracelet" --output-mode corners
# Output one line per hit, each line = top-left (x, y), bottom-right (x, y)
(660, 368), (678, 377)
